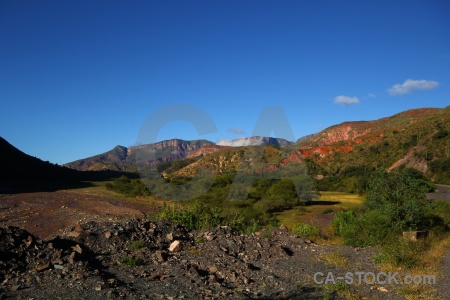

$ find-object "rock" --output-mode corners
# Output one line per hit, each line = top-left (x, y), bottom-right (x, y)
(10, 285), (19, 292)
(166, 232), (174, 241)
(207, 265), (218, 274)
(73, 224), (84, 232)
(68, 251), (76, 264)
(66, 231), (80, 238)
(105, 231), (112, 239)
(155, 250), (167, 262)
(169, 240), (181, 252)
(73, 244), (83, 254)
(35, 263), (50, 272)
(189, 266), (199, 276)
(402, 231), (429, 241)
(377, 287), (389, 292)
(148, 271), (162, 281)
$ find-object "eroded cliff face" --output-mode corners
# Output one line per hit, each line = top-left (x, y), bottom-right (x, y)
(297, 108), (439, 162)
(186, 145), (231, 159)
(217, 136), (293, 147)
(65, 139), (214, 171)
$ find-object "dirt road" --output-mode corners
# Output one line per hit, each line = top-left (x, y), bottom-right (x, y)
(0, 190), (156, 239)
(427, 184), (450, 202)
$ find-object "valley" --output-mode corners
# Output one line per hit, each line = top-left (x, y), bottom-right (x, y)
(1, 106), (450, 299)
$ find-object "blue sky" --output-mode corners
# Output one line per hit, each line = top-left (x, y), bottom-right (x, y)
(1, 1), (449, 164)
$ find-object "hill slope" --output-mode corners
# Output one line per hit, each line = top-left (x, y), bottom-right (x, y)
(160, 107), (450, 184)
(0, 137), (82, 181)
(64, 139), (214, 171)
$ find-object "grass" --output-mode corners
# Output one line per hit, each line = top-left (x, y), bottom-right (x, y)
(320, 250), (350, 267)
(383, 233), (450, 300)
(62, 181), (162, 206)
(119, 256), (140, 267)
(274, 191), (364, 230)
(130, 240), (145, 250)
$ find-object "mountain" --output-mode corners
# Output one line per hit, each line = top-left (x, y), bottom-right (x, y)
(64, 139), (214, 171)
(159, 107), (450, 185)
(65, 137), (293, 172)
(217, 136), (293, 147)
(295, 134), (316, 144)
(296, 107), (450, 183)
(297, 108), (438, 148)
(64, 107), (450, 184)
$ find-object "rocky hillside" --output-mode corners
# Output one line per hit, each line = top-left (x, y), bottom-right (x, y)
(64, 139), (214, 171)
(297, 107), (438, 148)
(298, 106), (450, 180)
(217, 136), (293, 147)
(166, 145), (306, 178)
(65, 137), (294, 172)
(63, 107), (449, 182)
(158, 107), (449, 183)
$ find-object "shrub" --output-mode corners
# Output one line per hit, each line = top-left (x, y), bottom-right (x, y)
(106, 176), (151, 197)
(155, 201), (226, 230)
(119, 257), (140, 267)
(130, 240), (145, 250)
(365, 169), (432, 231)
(333, 170), (437, 247)
(374, 237), (429, 268)
(332, 210), (357, 236)
(321, 208), (333, 214)
(292, 224), (320, 238)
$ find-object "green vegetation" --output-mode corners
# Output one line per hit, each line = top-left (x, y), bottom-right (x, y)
(306, 108), (450, 186)
(331, 169), (436, 247)
(154, 201), (226, 230)
(275, 192), (364, 230)
(321, 208), (334, 214)
(105, 176), (151, 197)
(292, 224), (320, 238)
(429, 157), (450, 183)
(130, 240), (145, 250)
(119, 256), (140, 267)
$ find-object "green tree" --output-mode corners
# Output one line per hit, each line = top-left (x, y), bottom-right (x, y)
(364, 169), (431, 231)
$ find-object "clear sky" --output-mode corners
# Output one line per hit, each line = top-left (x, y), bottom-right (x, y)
(1, 0), (449, 165)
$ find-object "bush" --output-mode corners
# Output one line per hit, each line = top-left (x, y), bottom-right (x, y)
(332, 170), (438, 247)
(292, 224), (320, 238)
(374, 237), (429, 268)
(106, 176), (151, 197)
(364, 169), (432, 231)
(119, 257), (140, 267)
(130, 240), (145, 250)
(321, 208), (334, 214)
(155, 200), (229, 230)
(332, 210), (357, 236)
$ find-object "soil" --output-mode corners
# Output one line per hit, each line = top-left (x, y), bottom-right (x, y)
(0, 191), (156, 240)
(0, 189), (446, 299)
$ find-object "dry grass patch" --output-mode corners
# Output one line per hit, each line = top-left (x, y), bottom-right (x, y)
(380, 233), (450, 300)
(275, 191), (364, 230)
(320, 250), (350, 267)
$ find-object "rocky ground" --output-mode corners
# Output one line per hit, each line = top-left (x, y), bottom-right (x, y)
(1, 189), (447, 299)
(1, 218), (411, 300)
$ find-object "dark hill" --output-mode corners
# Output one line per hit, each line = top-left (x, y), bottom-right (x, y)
(0, 137), (137, 193)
